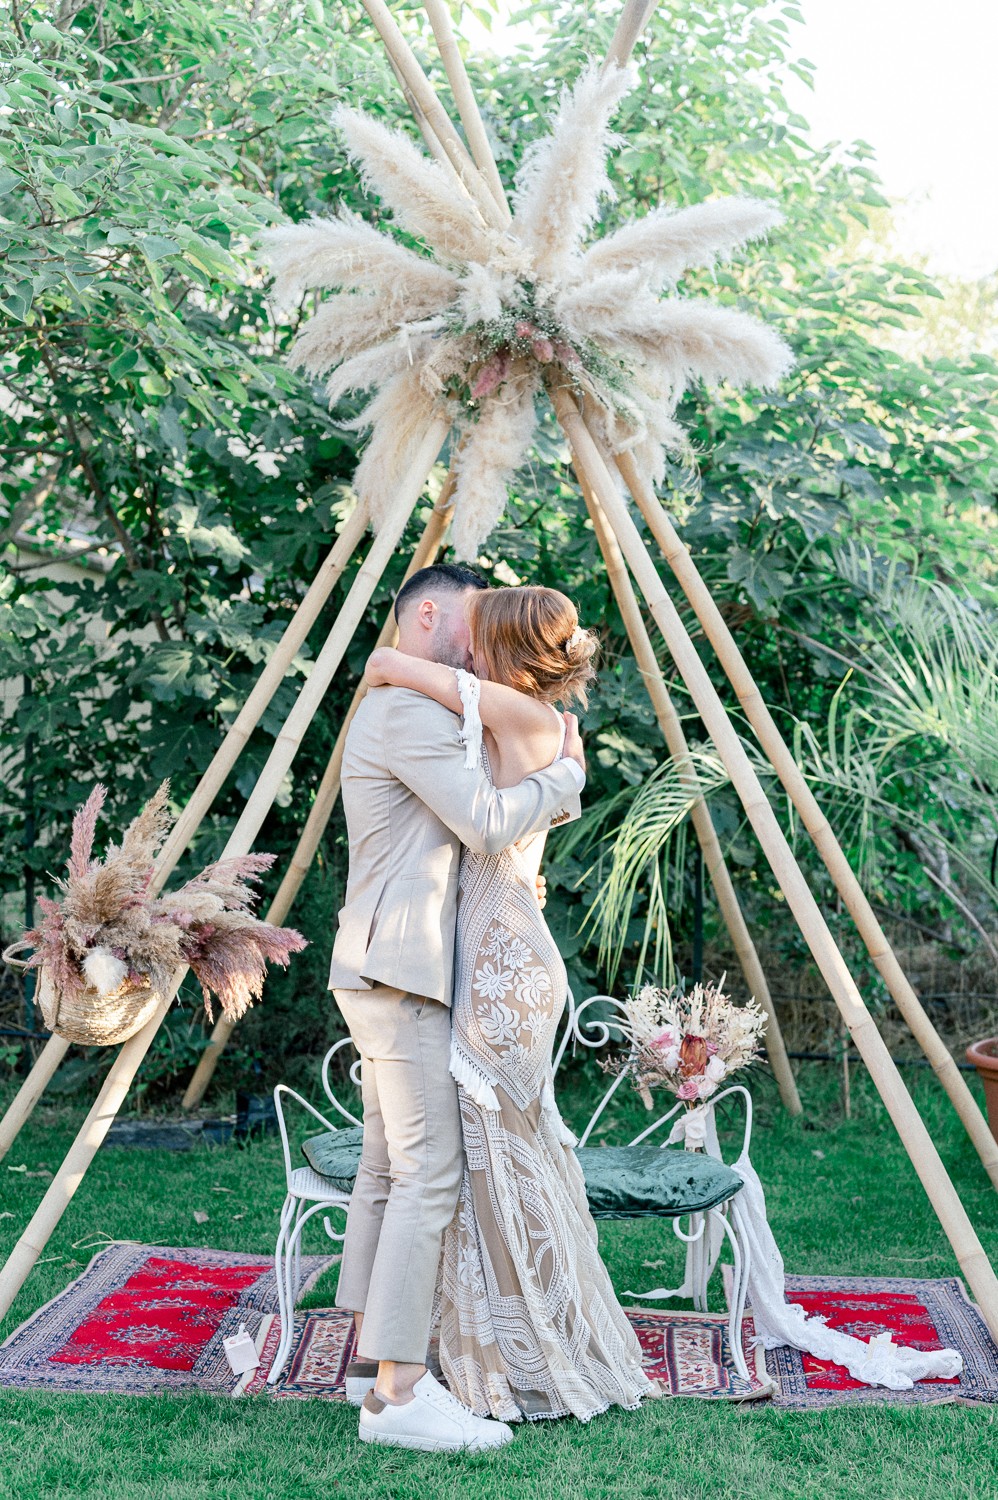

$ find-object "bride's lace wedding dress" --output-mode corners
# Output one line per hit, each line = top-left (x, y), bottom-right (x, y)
(436, 673), (655, 1423)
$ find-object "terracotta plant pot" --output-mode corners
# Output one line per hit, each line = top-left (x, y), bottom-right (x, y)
(966, 1038), (998, 1144)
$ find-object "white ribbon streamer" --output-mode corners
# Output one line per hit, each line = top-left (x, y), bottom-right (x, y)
(728, 1153), (963, 1389)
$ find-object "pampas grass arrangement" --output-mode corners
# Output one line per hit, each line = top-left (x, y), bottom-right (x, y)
(262, 62), (793, 559)
(5, 782), (308, 1030)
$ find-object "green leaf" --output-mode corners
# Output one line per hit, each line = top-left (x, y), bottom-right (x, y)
(139, 373), (170, 397)
(138, 235), (181, 261)
(29, 20), (63, 43)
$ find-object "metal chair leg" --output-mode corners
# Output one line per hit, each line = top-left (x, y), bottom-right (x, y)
(268, 1194), (298, 1386)
(291, 1198), (304, 1302)
(691, 1213), (708, 1312)
(716, 1207), (752, 1382)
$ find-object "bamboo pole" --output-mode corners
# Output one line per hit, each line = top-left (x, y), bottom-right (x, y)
(581, 479), (801, 1114)
(421, 0), (510, 220)
(614, 449), (998, 1193)
(601, 0), (660, 73)
(0, 1036), (70, 1165)
(181, 477), (459, 1110)
(356, 0), (500, 226)
(0, 423), (450, 1322)
(0, 503), (372, 1163)
(547, 378), (998, 1339)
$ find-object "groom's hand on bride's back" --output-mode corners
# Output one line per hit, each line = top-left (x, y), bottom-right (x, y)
(562, 713), (586, 777)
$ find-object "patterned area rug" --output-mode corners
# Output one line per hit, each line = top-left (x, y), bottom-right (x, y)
(6, 1249), (993, 1409)
(0, 1244), (335, 1394)
(737, 1273), (998, 1410)
(246, 1306), (773, 1402)
(0, 1245), (770, 1401)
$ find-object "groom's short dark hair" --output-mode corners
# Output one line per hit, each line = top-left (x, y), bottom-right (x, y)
(393, 563), (489, 623)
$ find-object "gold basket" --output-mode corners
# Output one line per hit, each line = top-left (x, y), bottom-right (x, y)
(2, 944), (160, 1047)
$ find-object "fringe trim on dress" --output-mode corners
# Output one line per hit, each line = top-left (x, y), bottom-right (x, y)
(450, 1040), (501, 1111)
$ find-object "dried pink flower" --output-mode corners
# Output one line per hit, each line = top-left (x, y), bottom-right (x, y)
(552, 339), (581, 366)
(650, 1027), (676, 1051)
(469, 352), (510, 400)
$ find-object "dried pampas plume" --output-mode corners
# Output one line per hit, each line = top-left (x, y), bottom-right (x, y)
(451, 368), (539, 562)
(261, 63), (792, 559)
(512, 62), (633, 280)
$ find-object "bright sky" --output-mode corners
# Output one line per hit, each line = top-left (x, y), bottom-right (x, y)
(787, 0), (998, 280)
(464, 0), (998, 282)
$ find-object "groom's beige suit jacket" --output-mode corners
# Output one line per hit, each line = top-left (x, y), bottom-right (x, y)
(327, 684), (581, 1006)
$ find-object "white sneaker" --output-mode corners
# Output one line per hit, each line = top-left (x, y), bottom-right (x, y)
(358, 1371), (515, 1453)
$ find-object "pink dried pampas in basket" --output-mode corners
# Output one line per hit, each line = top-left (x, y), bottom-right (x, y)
(2, 781), (308, 1048)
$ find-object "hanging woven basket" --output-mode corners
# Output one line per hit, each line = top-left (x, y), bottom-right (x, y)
(2, 943), (161, 1047)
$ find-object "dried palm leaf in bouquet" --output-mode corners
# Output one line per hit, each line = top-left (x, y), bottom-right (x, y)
(2, 782), (308, 1046)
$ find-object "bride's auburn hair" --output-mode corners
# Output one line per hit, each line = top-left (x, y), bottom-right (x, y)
(467, 586), (598, 707)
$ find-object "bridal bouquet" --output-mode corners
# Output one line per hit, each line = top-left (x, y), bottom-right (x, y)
(611, 977), (766, 1111)
(3, 781), (307, 1044)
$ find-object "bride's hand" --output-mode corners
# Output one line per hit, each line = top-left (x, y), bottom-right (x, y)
(364, 646), (396, 687)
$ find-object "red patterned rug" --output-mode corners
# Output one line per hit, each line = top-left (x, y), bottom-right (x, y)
(0, 1244), (335, 1394)
(742, 1274), (998, 1410)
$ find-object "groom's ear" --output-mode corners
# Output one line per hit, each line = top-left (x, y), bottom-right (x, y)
(414, 597), (439, 632)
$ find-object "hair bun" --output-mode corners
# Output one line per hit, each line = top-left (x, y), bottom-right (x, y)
(565, 624), (599, 666)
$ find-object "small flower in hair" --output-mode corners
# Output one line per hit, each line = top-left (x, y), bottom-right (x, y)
(564, 625), (586, 651)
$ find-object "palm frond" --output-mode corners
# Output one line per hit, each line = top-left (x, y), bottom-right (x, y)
(585, 751), (732, 987)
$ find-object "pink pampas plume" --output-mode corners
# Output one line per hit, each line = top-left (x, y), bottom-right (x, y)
(68, 783), (107, 881)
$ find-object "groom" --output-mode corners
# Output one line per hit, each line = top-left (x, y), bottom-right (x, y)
(327, 562), (586, 1452)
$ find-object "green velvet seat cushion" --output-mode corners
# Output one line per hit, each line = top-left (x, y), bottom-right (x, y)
(576, 1144), (743, 1219)
(302, 1126), (364, 1194)
(303, 1127), (741, 1218)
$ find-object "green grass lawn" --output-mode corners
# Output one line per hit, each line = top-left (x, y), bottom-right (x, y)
(0, 1060), (996, 1499)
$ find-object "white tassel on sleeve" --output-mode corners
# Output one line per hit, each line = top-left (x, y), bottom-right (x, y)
(450, 1039), (500, 1110)
(453, 668), (484, 770)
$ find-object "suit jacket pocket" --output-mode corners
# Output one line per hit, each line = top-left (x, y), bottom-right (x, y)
(363, 869), (458, 1004)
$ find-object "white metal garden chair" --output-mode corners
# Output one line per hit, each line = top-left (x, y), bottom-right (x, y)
(268, 1041), (363, 1384)
(271, 996), (753, 1385)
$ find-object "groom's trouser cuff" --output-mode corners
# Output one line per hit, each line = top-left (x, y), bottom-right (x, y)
(332, 985), (463, 1364)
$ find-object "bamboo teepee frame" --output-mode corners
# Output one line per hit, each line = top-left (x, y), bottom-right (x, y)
(2, 0), (997, 1340)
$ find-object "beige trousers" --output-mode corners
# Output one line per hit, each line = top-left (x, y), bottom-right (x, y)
(332, 985), (463, 1364)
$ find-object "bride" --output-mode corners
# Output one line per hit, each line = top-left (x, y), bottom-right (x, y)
(365, 583), (657, 1423)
